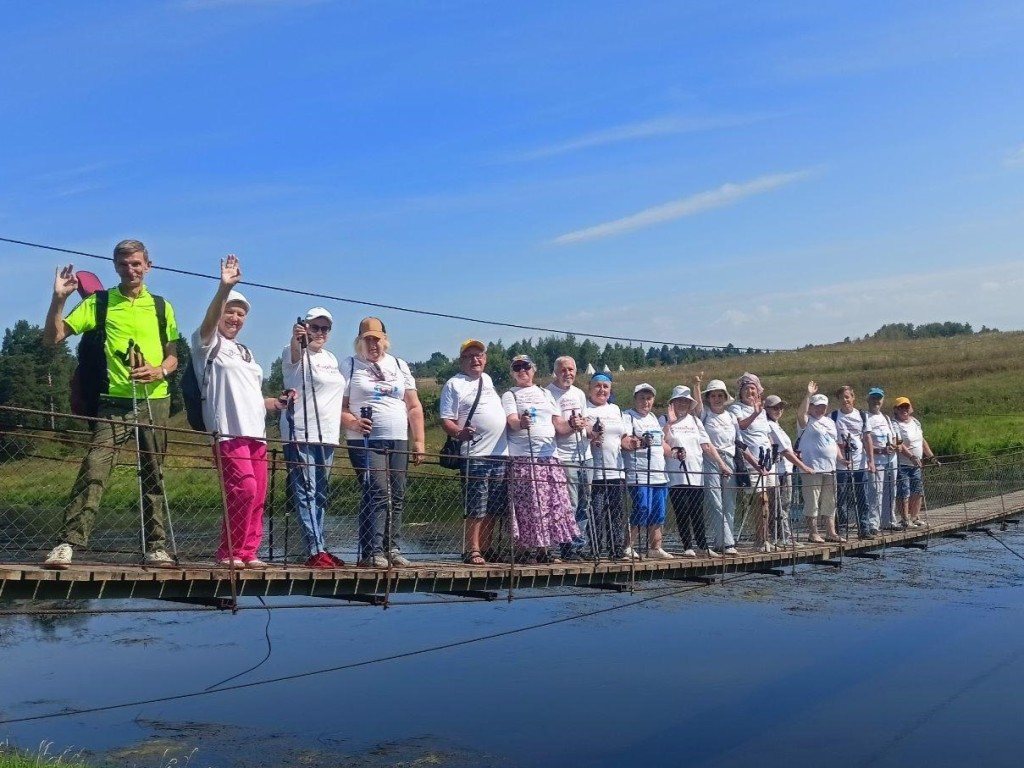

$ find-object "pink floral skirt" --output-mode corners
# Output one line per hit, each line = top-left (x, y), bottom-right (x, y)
(508, 457), (579, 548)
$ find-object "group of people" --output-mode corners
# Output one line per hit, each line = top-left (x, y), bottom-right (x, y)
(38, 241), (937, 571)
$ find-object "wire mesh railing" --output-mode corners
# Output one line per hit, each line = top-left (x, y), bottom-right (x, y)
(2, 405), (1024, 568)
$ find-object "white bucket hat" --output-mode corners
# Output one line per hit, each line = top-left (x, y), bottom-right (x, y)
(702, 379), (733, 404)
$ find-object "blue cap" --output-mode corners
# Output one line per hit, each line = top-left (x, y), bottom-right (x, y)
(867, 387), (885, 398)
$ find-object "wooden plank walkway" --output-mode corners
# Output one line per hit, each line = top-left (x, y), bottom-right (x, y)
(2, 490), (1021, 603)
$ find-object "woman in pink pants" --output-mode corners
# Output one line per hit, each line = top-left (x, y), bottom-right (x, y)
(193, 255), (288, 568)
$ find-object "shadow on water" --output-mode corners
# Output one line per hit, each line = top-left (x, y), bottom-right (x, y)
(2, 529), (1024, 767)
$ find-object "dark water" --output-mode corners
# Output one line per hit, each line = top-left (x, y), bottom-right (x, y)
(2, 529), (1024, 767)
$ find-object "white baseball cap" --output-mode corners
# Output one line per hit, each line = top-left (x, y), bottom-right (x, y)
(226, 290), (250, 312)
(809, 393), (829, 406)
(304, 306), (333, 323)
(633, 383), (656, 396)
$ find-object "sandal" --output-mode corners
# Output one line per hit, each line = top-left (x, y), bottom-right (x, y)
(825, 535), (847, 543)
(462, 550), (486, 565)
(536, 551), (562, 564)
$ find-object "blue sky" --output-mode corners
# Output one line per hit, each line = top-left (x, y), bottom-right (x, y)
(2, 0), (1022, 367)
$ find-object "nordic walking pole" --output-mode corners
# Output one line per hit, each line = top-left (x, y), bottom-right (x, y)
(593, 417), (615, 559)
(572, 409), (599, 562)
(133, 343), (178, 564)
(512, 391), (545, 561)
(644, 436), (653, 557)
(127, 340), (148, 560)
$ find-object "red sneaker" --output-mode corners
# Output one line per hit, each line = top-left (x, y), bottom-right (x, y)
(305, 553), (333, 569)
(325, 552), (346, 567)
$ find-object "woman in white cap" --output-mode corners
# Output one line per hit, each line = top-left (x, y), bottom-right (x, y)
(341, 317), (426, 568)
(623, 383), (669, 559)
(729, 372), (774, 551)
(764, 395), (814, 548)
(281, 307), (346, 569)
(691, 375), (755, 556)
(796, 381), (849, 543)
(194, 255), (289, 567)
(586, 373), (629, 559)
(864, 387), (899, 531)
(501, 354), (579, 563)
(662, 385), (731, 557)
(892, 395), (938, 528)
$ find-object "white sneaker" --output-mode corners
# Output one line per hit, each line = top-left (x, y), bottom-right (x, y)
(758, 542), (775, 553)
(143, 549), (175, 567)
(388, 551), (412, 567)
(245, 559), (268, 569)
(682, 549), (697, 558)
(723, 547), (739, 556)
(647, 548), (674, 560)
(44, 543), (73, 570)
(706, 548), (722, 558)
(621, 547), (641, 560)
(218, 557), (245, 568)
(911, 520), (926, 528)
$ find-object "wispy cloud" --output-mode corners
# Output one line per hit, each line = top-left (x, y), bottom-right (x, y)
(1004, 144), (1024, 168)
(513, 113), (773, 162)
(550, 169), (817, 246)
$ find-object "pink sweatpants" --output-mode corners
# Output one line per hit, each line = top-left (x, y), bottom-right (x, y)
(215, 438), (268, 562)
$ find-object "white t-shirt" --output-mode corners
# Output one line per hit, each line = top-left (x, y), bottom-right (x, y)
(622, 410), (667, 485)
(586, 401), (626, 481)
(439, 372), (508, 458)
(546, 383), (591, 465)
(662, 414), (709, 487)
(342, 354), (416, 441)
(797, 415), (839, 473)
(832, 409), (868, 470)
(767, 420), (794, 476)
(502, 385), (559, 459)
(894, 417), (924, 465)
(191, 329), (266, 443)
(729, 402), (773, 457)
(866, 412), (896, 462)
(701, 408), (740, 455)
(279, 346), (345, 446)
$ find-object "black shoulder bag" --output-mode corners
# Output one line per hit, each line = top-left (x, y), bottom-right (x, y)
(439, 378), (484, 470)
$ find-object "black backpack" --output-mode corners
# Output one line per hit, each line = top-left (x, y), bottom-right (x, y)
(70, 291), (167, 416)
(181, 337), (250, 432)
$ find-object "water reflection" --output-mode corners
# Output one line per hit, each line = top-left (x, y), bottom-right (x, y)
(1, 530), (1023, 767)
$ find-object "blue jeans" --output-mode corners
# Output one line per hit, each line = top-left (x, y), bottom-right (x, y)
(560, 460), (593, 558)
(285, 442), (335, 556)
(837, 469), (871, 535)
(869, 459), (898, 529)
(462, 458), (508, 519)
(704, 454), (736, 548)
(347, 439), (408, 558)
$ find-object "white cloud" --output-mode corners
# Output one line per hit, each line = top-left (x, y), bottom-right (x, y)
(514, 114), (773, 161)
(1004, 144), (1024, 168)
(550, 169), (816, 246)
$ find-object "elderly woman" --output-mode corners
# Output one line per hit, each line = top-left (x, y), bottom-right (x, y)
(662, 385), (731, 557)
(692, 376), (754, 556)
(622, 383), (670, 559)
(586, 373), (629, 560)
(341, 317), (425, 568)
(864, 387), (899, 532)
(501, 354), (580, 564)
(281, 307), (347, 569)
(728, 372), (773, 551)
(194, 255), (288, 568)
(764, 395), (814, 548)
(796, 381), (849, 543)
(832, 385), (872, 539)
(892, 396), (938, 528)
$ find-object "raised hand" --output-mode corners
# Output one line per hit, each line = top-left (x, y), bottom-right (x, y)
(53, 265), (78, 299)
(220, 254), (242, 287)
(806, 380), (818, 395)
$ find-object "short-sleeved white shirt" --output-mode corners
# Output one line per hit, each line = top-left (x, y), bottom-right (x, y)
(833, 409), (868, 470)
(279, 346), (345, 445)
(895, 417), (925, 465)
(342, 354), (416, 441)
(191, 329), (266, 443)
(502, 385), (559, 458)
(586, 401), (626, 481)
(546, 383), (591, 465)
(439, 372), (508, 458)
(622, 410), (667, 485)
(798, 415), (839, 473)
(767, 420), (794, 475)
(662, 414), (710, 487)
(866, 412), (896, 458)
(701, 408), (740, 455)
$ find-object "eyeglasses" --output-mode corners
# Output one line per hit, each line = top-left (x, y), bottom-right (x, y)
(309, 324), (331, 333)
(461, 352), (485, 360)
(511, 364), (532, 373)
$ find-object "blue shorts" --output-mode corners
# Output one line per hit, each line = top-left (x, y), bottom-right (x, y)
(628, 484), (668, 527)
(896, 465), (923, 499)
(462, 458), (508, 519)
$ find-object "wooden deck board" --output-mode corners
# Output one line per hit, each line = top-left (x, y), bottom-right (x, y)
(1, 491), (1021, 602)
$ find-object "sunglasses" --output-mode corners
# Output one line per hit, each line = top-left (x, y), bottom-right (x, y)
(511, 363), (532, 373)
(308, 324), (331, 333)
